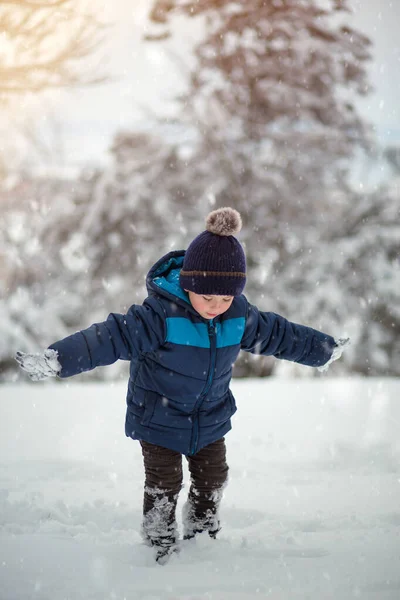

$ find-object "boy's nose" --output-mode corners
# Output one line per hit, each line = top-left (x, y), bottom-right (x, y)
(209, 300), (221, 310)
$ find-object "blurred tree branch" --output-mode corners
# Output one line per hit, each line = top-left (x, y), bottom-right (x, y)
(0, 0), (108, 103)
(1, 0), (67, 6)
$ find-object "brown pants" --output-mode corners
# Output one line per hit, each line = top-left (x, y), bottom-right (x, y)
(140, 438), (228, 548)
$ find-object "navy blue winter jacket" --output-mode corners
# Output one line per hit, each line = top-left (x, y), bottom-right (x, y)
(49, 251), (336, 455)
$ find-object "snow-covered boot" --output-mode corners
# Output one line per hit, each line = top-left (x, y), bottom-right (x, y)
(182, 498), (221, 540)
(141, 488), (179, 563)
(154, 543), (179, 565)
(183, 437), (228, 540)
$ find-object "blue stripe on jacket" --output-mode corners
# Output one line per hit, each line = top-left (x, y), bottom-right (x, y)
(165, 317), (246, 348)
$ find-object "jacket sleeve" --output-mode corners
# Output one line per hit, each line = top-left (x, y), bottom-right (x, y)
(241, 303), (336, 368)
(48, 298), (166, 378)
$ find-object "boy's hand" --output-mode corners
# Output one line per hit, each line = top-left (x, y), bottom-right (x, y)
(318, 337), (350, 372)
(15, 349), (61, 381)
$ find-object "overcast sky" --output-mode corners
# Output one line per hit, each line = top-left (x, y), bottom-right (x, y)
(11, 0), (400, 168)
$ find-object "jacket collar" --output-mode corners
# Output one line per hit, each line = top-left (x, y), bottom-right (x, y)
(146, 250), (200, 315)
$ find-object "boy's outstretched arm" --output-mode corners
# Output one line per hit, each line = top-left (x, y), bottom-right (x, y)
(15, 299), (166, 380)
(241, 303), (348, 369)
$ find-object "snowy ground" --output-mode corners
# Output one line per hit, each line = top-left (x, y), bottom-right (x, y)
(1, 378), (400, 600)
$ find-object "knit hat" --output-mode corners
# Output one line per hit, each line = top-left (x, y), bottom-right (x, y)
(179, 207), (246, 296)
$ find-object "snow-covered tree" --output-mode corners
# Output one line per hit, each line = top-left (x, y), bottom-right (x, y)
(0, 173), (85, 378)
(68, 131), (196, 316)
(0, 128), (203, 380)
(148, 0), (372, 240)
(275, 176), (400, 376)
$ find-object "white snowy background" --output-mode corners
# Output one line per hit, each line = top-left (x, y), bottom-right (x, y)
(1, 1), (400, 598)
(1, 378), (400, 599)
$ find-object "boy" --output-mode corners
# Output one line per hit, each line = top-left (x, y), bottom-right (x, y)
(16, 207), (348, 563)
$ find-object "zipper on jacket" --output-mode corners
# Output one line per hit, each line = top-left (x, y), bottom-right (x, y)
(189, 320), (216, 456)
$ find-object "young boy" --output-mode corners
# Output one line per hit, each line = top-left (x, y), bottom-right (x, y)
(16, 207), (348, 563)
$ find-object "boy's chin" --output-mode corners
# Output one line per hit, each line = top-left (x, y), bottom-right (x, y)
(201, 312), (218, 320)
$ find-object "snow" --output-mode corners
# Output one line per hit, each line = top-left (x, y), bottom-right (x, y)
(1, 377), (400, 599)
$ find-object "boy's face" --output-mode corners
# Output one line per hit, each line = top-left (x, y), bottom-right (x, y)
(186, 291), (234, 320)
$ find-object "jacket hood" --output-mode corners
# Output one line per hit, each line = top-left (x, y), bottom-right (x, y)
(146, 250), (195, 312)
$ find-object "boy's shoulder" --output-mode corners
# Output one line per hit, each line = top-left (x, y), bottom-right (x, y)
(141, 293), (187, 319)
(124, 295), (168, 320)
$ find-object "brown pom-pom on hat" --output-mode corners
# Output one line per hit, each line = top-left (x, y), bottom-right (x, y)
(206, 207), (242, 236)
(180, 207), (246, 297)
